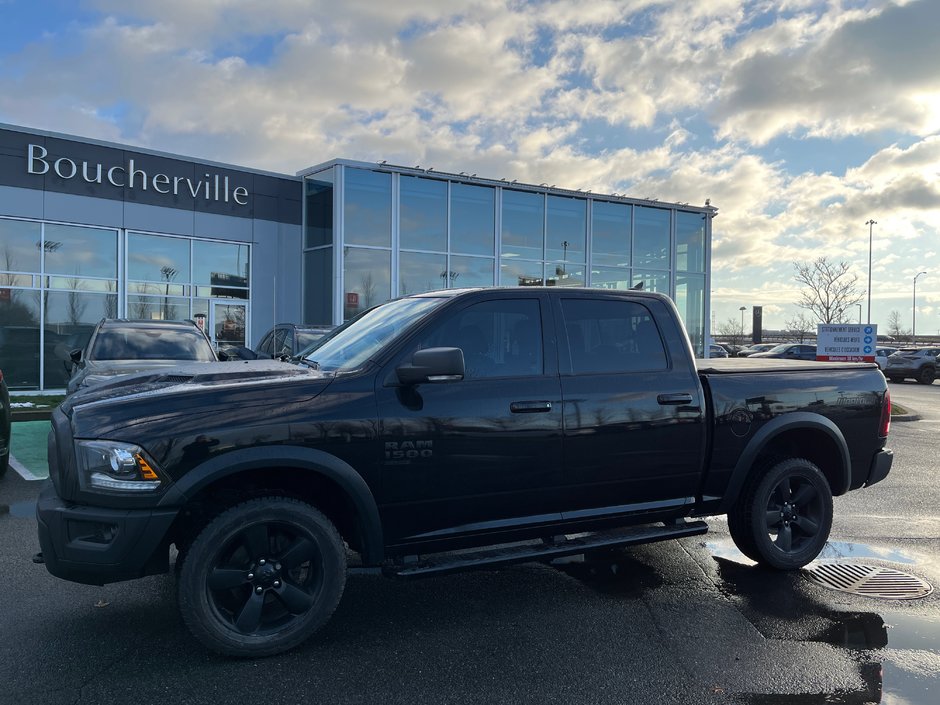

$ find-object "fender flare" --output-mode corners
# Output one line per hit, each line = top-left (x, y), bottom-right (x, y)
(717, 412), (851, 513)
(158, 446), (384, 564)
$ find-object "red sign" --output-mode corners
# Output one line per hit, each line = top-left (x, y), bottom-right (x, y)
(345, 292), (359, 307)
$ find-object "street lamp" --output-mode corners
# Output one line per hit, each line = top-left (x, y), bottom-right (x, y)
(739, 306), (747, 344)
(856, 303), (862, 324)
(913, 271), (927, 343)
(866, 219), (876, 323)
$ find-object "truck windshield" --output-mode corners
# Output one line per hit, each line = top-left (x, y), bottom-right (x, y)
(301, 297), (447, 372)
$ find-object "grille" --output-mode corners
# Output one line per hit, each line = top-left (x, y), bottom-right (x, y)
(807, 563), (933, 600)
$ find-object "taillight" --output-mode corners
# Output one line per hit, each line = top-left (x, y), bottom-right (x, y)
(879, 389), (891, 437)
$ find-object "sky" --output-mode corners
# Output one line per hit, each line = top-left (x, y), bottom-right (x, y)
(0, 0), (937, 335)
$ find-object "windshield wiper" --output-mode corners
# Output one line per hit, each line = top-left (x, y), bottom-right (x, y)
(293, 357), (320, 370)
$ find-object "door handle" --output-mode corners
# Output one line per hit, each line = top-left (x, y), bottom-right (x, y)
(657, 393), (693, 405)
(510, 401), (553, 413)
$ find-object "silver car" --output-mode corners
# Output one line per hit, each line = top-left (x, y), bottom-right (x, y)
(883, 347), (940, 384)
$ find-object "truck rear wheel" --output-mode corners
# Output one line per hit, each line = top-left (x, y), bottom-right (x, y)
(728, 458), (833, 570)
(177, 497), (346, 658)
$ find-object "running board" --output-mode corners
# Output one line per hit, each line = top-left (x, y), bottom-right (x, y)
(386, 520), (708, 579)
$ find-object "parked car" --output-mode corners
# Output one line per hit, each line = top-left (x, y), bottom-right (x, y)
(706, 343), (729, 358)
(883, 347), (940, 384)
(37, 288), (892, 657)
(874, 347), (899, 370)
(737, 343), (779, 357)
(0, 368), (10, 479)
(748, 343), (817, 361)
(65, 319), (218, 394)
(255, 323), (334, 359)
(715, 342), (745, 356)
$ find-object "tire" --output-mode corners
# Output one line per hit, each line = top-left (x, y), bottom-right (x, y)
(726, 504), (763, 562)
(178, 497), (346, 658)
(728, 458), (833, 570)
(917, 366), (935, 385)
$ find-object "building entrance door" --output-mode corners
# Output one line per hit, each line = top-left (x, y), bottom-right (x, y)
(193, 300), (248, 351)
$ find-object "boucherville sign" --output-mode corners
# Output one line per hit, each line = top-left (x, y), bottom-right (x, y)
(26, 144), (249, 205)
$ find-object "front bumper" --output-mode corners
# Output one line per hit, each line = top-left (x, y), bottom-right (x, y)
(866, 449), (893, 487)
(36, 480), (178, 586)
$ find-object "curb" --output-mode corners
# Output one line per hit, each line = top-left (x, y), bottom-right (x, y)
(11, 409), (54, 422)
(891, 412), (920, 423)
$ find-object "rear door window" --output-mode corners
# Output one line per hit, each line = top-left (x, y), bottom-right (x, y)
(560, 299), (667, 374)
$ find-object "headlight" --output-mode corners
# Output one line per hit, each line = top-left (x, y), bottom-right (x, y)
(75, 440), (165, 493)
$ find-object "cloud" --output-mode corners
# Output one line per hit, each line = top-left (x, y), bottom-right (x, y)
(713, 0), (940, 143)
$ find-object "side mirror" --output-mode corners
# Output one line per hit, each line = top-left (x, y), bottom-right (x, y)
(69, 348), (83, 364)
(396, 347), (465, 385)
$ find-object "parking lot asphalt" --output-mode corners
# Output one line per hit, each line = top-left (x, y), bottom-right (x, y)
(0, 471), (884, 705)
(0, 384), (938, 704)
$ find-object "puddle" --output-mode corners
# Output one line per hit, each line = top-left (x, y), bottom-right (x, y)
(816, 542), (917, 566)
(549, 550), (663, 596)
(0, 500), (36, 519)
(880, 612), (940, 704)
(883, 612), (940, 653)
(707, 540), (757, 566)
(707, 540), (940, 704)
(706, 539), (919, 567)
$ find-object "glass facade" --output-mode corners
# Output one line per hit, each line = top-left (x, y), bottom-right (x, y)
(0, 216), (251, 390)
(302, 163), (712, 354)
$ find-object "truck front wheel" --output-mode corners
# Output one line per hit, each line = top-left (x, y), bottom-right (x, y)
(728, 458), (833, 570)
(177, 497), (346, 657)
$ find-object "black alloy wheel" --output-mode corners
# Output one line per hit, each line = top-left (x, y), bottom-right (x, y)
(729, 457), (833, 570)
(917, 366), (935, 385)
(178, 497), (346, 657)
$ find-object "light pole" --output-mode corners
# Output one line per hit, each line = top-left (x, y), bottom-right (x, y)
(739, 306), (747, 345)
(913, 271), (927, 343)
(856, 303), (862, 324)
(866, 219), (876, 323)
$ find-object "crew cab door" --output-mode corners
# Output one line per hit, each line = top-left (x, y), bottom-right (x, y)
(554, 294), (706, 514)
(375, 294), (564, 544)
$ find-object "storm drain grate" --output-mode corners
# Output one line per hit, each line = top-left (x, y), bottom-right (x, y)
(807, 563), (933, 600)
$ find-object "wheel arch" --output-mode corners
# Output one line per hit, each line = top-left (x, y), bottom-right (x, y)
(718, 412), (851, 513)
(160, 446), (384, 565)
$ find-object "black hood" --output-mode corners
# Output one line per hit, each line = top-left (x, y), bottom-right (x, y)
(61, 359), (331, 417)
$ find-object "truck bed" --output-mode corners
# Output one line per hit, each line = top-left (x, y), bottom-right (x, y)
(697, 358), (879, 374)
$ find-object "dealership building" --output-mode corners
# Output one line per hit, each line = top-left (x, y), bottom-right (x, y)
(0, 123), (715, 391)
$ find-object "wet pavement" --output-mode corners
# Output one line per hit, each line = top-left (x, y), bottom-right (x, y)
(0, 388), (938, 704)
(702, 537), (940, 704)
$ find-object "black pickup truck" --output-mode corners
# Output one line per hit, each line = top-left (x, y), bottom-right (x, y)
(36, 288), (893, 657)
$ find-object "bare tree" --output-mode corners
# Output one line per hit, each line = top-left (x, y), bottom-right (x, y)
(359, 272), (377, 308)
(784, 313), (815, 343)
(715, 317), (745, 349)
(886, 310), (909, 342)
(793, 257), (862, 324)
(65, 277), (87, 327)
